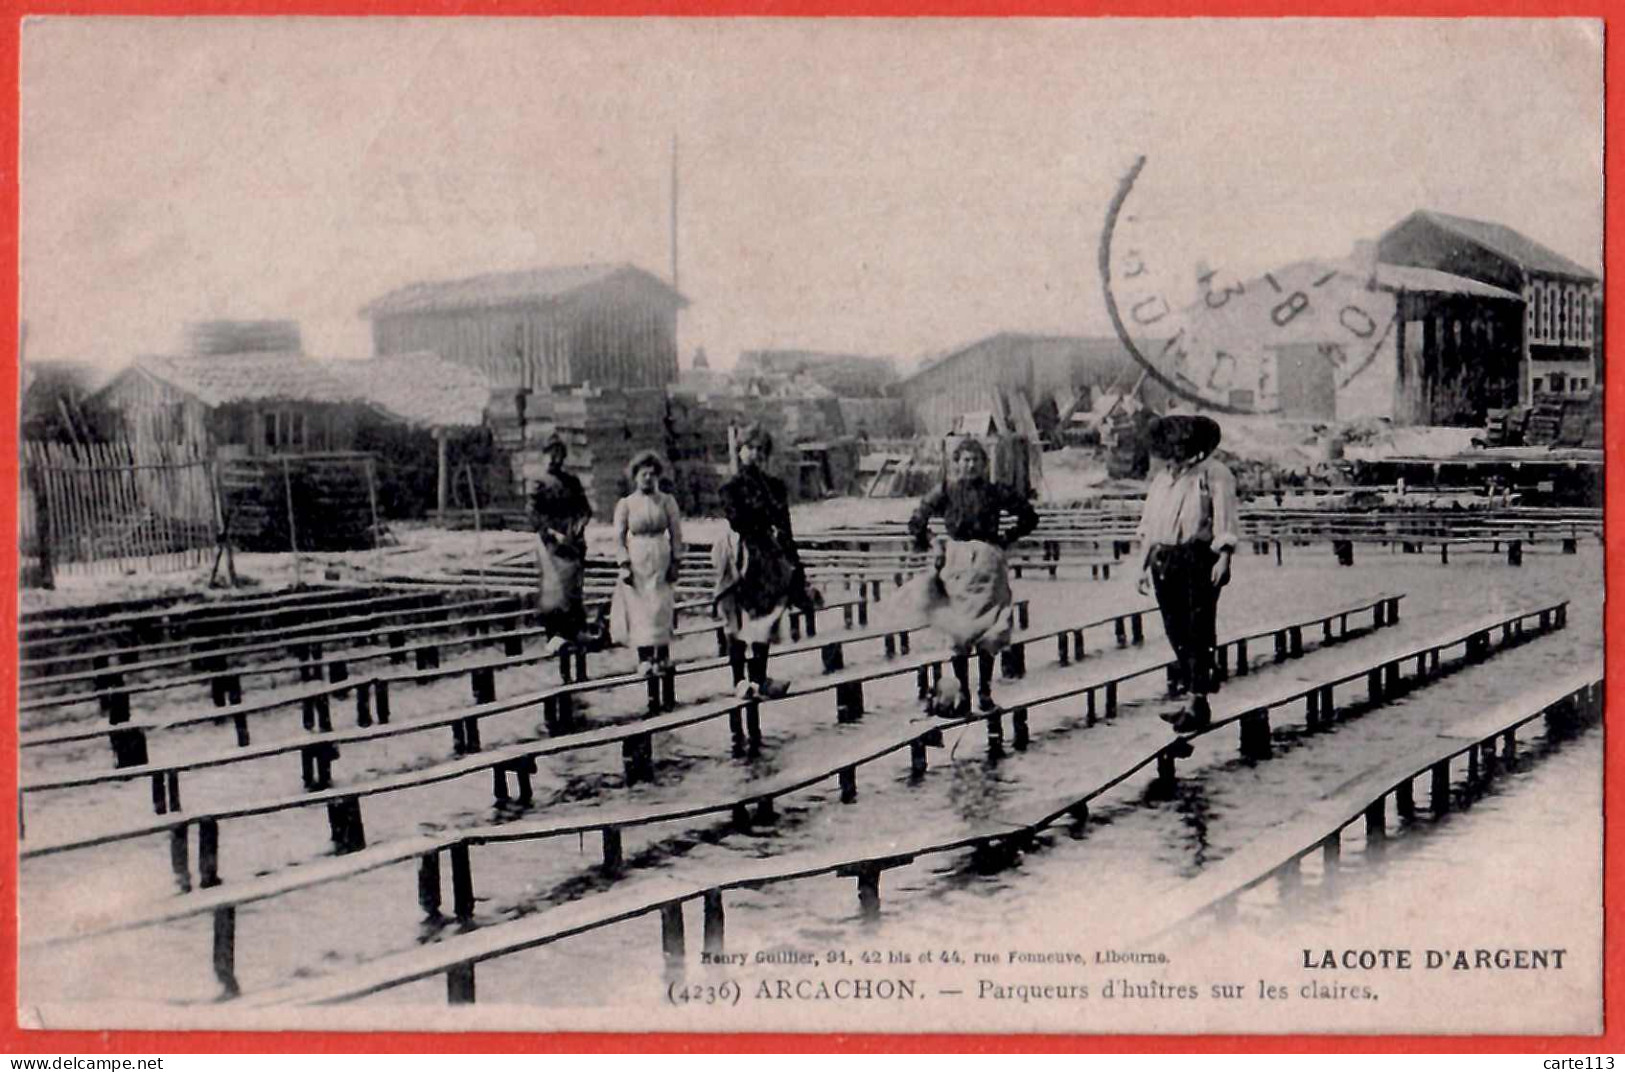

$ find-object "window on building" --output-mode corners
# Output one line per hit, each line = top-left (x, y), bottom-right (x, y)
(263, 411), (279, 450)
(1548, 372), (1566, 394)
(1577, 378), (1588, 392)
(1531, 377), (1544, 395)
(1581, 293), (1593, 342)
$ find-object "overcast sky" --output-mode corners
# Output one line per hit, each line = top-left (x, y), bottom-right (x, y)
(20, 18), (1602, 371)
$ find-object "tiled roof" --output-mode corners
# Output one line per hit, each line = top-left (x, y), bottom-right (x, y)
(130, 352), (366, 407)
(321, 352), (491, 428)
(1413, 211), (1598, 282)
(361, 263), (688, 318)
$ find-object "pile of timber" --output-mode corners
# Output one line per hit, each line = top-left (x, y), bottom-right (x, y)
(220, 452), (378, 552)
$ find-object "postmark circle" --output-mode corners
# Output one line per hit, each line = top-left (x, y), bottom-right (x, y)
(1100, 155), (1398, 417)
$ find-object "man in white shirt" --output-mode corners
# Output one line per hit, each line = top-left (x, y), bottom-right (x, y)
(1135, 414), (1239, 734)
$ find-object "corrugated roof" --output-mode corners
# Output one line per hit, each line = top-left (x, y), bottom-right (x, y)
(361, 263), (688, 318)
(321, 352), (491, 428)
(1371, 263), (1523, 301)
(127, 352), (367, 407)
(1413, 210), (1598, 281)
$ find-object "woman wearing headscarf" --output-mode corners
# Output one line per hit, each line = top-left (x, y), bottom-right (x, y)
(1135, 414), (1239, 734)
(714, 424), (810, 699)
(906, 437), (1039, 716)
(531, 432), (593, 653)
(610, 450), (684, 675)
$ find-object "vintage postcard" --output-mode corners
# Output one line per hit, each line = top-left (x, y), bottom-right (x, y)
(14, 17), (1606, 1039)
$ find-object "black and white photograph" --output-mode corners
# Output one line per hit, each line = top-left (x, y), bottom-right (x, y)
(15, 18), (1605, 1035)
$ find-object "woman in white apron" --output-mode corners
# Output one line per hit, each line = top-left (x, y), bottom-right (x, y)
(609, 451), (684, 675)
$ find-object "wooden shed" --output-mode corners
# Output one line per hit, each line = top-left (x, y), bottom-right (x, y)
(898, 333), (1156, 436)
(361, 263), (688, 393)
(92, 352), (377, 459)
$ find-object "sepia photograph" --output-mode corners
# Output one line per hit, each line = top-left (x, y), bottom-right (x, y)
(13, 17), (1606, 1038)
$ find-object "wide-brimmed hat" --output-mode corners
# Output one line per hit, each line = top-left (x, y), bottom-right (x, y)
(1148, 414), (1221, 461)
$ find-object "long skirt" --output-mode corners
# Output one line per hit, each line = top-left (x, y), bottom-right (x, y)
(536, 537), (586, 638)
(886, 539), (1015, 654)
(713, 529), (794, 644)
(610, 533), (676, 647)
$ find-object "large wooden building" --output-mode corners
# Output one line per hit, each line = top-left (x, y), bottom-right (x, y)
(362, 263), (688, 393)
(897, 333), (1162, 436)
(1378, 210), (1601, 405)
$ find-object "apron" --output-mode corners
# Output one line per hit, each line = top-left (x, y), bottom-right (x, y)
(611, 530), (676, 647)
(886, 539), (1015, 654)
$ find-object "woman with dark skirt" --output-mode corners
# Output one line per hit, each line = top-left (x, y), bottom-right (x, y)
(714, 424), (813, 699)
(1135, 414), (1239, 734)
(905, 437), (1039, 716)
(531, 432), (593, 654)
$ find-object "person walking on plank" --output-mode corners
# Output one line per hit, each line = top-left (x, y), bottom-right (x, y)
(531, 432), (593, 654)
(715, 424), (814, 700)
(1135, 413), (1239, 734)
(905, 437), (1039, 716)
(610, 450), (684, 676)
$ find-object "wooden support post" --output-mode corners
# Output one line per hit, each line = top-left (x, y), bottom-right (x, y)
(151, 773), (168, 815)
(111, 727), (148, 769)
(1011, 708), (1029, 751)
(909, 739), (928, 777)
(1130, 613), (1144, 643)
(491, 766), (510, 805)
(418, 852), (443, 916)
(166, 770), (182, 812)
(1274, 631), (1287, 661)
(212, 905), (240, 998)
(1274, 539), (1283, 565)
(1364, 798), (1387, 849)
(1240, 710), (1271, 759)
(839, 766), (858, 804)
(1502, 728), (1517, 762)
(622, 734), (655, 784)
(1288, 627), (1303, 657)
(1153, 751), (1177, 798)
(1440, 542), (1449, 564)
(661, 902), (686, 965)
(856, 866), (881, 922)
(170, 823), (192, 893)
(1367, 668), (1384, 704)
(744, 702), (762, 750)
(1319, 685), (1334, 723)
(198, 818), (221, 888)
(1104, 680), (1118, 718)
(1431, 761), (1452, 815)
(1017, 602), (1030, 629)
(446, 963), (475, 1005)
(884, 633), (897, 659)
(462, 716), (482, 753)
(857, 598), (869, 627)
(1305, 689), (1320, 729)
(1321, 832), (1341, 875)
(1072, 630), (1084, 661)
(836, 680), (865, 723)
(328, 659), (349, 687)
(1235, 638), (1248, 676)
(753, 797), (778, 824)
(450, 843), (475, 921)
(232, 712), (250, 747)
(1383, 660), (1401, 695)
(1114, 617), (1127, 644)
(602, 827), (624, 874)
(728, 707), (745, 752)
(1056, 634), (1070, 666)
(898, 629), (909, 654)
(703, 890), (725, 955)
(471, 667), (496, 705)
(415, 646), (440, 673)
(1395, 778), (1416, 821)
(1085, 688), (1097, 724)
(822, 643), (845, 674)
(355, 680), (373, 727)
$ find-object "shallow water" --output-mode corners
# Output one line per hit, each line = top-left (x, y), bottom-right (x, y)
(19, 543), (1603, 1031)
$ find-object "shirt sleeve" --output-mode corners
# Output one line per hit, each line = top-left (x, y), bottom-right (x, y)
(1208, 462), (1240, 552)
(909, 486), (947, 549)
(1001, 486), (1040, 548)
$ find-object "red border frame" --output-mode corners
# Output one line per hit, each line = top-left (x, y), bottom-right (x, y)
(0, 7), (1615, 1054)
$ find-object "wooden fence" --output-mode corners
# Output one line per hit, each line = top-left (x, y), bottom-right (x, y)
(21, 440), (219, 582)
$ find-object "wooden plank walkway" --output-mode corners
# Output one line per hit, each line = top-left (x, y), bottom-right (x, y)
(1139, 662), (1603, 938)
(232, 597), (1564, 1008)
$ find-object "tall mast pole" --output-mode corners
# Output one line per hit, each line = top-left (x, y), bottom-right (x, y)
(669, 134), (680, 291)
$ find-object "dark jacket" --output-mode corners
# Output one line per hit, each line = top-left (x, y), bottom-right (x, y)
(531, 468), (591, 557)
(908, 478), (1040, 551)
